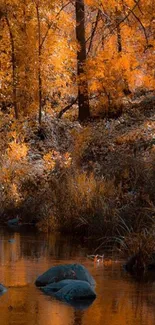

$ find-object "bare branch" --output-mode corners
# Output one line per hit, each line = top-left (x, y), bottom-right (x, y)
(57, 97), (78, 119)
(40, 1), (71, 50)
(87, 10), (100, 55)
(103, 0), (141, 39)
(127, 7), (148, 47)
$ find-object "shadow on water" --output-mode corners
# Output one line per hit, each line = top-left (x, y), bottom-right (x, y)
(46, 295), (95, 311)
(67, 299), (95, 311)
(0, 227), (155, 324)
(122, 265), (155, 284)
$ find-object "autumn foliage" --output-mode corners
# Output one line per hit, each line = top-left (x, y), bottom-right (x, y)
(0, 0), (155, 243)
(0, 0), (154, 119)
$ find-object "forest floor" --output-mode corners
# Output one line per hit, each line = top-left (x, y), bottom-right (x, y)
(0, 92), (155, 250)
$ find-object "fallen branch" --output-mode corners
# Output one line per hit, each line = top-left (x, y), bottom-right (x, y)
(57, 97), (78, 118)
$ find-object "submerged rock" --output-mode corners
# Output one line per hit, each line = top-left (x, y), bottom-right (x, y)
(35, 263), (95, 287)
(0, 284), (7, 295)
(41, 279), (96, 298)
(54, 280), (96, 302)
(36, 264), (96, 307)
(7, 217), (19, 226)
(124, 253), (155, 274)
(8, 239), (15, 243)
(41, 279), (77, 294)
(124, 254), (144, 273)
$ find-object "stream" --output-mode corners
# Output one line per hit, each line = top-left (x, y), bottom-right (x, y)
(0, 228), (155, 325)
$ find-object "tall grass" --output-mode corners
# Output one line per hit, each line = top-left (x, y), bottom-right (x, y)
(40, 169), (119, 234)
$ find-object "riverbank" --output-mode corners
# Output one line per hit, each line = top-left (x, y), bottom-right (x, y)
(0, 93), (155, 247)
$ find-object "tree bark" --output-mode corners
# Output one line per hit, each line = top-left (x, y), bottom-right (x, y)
(117, 24), (122, 53)
(116, 14), (131, 96)
(5, 16), (18, 119)
(36, 3), (42, 125)
(75, 0), (90, 122)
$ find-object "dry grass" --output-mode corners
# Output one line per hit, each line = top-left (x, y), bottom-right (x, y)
(114, 220), (155, 271)
(38, 169), (119, 234)
(1, 103), (155, 244)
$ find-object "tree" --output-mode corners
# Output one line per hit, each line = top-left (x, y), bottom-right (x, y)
(0, 0), (154, 121)
(0, 3), (18, 119)
(75, 0), (90, 121)
(35, 0), (42, 124)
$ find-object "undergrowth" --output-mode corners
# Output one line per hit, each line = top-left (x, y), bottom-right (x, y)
(0, 99), (155, 250)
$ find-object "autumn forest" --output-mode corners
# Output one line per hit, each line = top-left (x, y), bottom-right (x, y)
(0, 0), (155, 265)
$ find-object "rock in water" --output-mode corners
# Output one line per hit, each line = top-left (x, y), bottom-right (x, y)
(42, 279), (96, 310)
(35, 264), (95, 287)
(8, 239), (15, 243)
(0, 284), (7, 294)
(7, 217), (19, 227)
(41, 279), (95, 296)
(54, 281), (96, 302)
(41, 279), (76, 294)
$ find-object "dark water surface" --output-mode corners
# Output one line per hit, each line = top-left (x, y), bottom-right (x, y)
(0, 228), (155, 325)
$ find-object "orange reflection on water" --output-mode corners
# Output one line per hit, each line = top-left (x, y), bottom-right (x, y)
(0, 230), (155, 325)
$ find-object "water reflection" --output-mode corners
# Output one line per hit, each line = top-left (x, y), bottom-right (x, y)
(0, 228), (155, 324)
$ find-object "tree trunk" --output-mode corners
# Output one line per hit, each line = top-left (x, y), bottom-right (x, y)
(75, 0), (90, 122)
(36, 4), (42, 125)
(5, 16), (18, 119)
(116, 16), (131, 96)
(117, 24), (122, 53)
